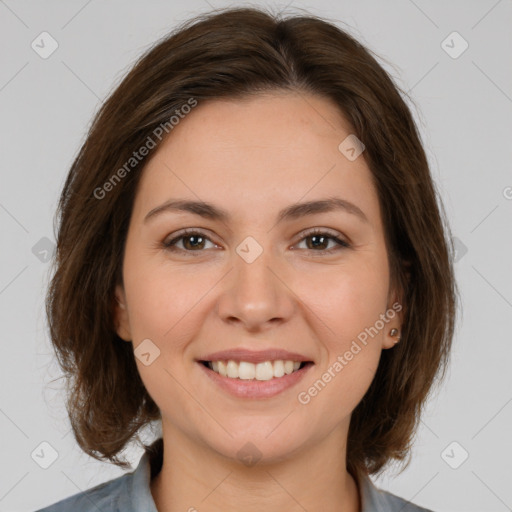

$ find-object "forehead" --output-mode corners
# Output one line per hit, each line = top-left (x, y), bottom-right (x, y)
(133, 92), (381, 229)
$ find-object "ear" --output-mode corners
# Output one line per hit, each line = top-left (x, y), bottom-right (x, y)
(382, 270), (408, 350)
(114, 284), (132, 342)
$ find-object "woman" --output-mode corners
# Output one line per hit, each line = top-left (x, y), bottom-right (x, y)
(37, 6), (458, 511)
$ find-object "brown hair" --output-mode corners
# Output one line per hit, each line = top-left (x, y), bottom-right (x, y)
(45, 6), (459, 480)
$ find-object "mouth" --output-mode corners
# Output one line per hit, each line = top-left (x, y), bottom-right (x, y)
(198, 359), (313, 380)
(196, 358), (315, 399)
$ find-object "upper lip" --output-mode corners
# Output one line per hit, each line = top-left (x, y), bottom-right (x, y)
(198, 348), (313, 364)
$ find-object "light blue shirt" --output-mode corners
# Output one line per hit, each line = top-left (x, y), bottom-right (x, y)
(35, 438), (433, 512)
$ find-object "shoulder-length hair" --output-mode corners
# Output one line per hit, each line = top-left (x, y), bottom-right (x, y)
(46, 6), (459, 480)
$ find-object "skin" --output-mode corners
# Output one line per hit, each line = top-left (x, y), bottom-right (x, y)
(114, 91), (403, 512)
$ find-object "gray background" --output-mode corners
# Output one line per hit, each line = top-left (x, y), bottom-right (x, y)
(1, 0), (511, 511)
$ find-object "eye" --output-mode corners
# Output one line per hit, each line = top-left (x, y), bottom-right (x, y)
(293, 228), (350, 254)
(163, 229), (218, 254)
(162, 228), (350, 256)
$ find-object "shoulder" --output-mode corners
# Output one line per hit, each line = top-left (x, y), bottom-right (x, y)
(36, 473), (132, 512)
(371, 487), (434, 512)
(35, 439), (162, 512)
(358, 473), (434, 512)
(34, 471), (133, 512)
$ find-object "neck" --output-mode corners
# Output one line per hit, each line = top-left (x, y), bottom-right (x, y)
(150, 423), (361, 512)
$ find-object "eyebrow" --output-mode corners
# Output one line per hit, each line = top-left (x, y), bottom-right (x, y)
(144, 196), (369, 225)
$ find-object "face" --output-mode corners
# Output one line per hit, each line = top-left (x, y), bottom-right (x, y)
(114, 91), (403, 464)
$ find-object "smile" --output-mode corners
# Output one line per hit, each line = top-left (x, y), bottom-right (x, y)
(201, 359), (308, 380)
(198, 359), (314, 399)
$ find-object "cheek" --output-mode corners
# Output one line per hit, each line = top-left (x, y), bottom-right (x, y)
(123, 262), (206, 419)
(306, 348), (381, 422)
(293, 264), (387, 410)
(124, 253), (203, 341)
(297, 260), (390, 343)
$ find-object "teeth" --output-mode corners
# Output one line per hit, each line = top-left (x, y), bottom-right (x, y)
(206, 359), (305, 380)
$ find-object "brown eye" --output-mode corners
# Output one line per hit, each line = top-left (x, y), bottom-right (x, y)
(163, 230), (216, 253)
(162, 228), (350, 256)
(295, 229), (350, 254)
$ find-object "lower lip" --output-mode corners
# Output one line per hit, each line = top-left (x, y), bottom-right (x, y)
(197, 361), (314, 399)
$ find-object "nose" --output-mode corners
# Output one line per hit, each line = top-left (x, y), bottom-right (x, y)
(216, 246), (295, 332)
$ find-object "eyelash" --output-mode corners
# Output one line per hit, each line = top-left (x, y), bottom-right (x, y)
(162, 228), (350, 256)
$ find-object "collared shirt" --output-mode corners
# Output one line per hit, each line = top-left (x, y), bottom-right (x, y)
(35, 438), (433, 512)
